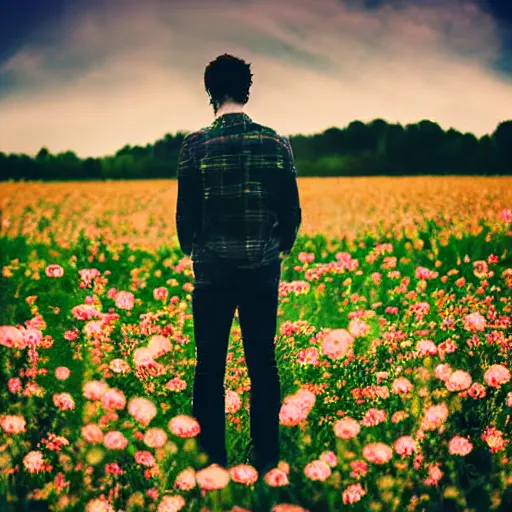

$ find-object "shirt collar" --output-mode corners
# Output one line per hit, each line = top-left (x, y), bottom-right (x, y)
(210, 112), (252, 129)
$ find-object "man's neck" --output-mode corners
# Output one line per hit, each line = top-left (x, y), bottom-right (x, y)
(216, 103), (245, 117)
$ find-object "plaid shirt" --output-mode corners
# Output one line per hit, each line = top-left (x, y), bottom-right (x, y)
(176, 112), (301, 268)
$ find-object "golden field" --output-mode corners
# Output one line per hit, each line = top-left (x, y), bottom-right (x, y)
(0, 176), (511, 250)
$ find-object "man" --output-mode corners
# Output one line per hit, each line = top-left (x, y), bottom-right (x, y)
(175, 53), (302, 477)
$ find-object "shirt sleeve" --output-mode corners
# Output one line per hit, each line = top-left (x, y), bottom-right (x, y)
(276, 136), (302, 253)
(176, 135), (200, 257)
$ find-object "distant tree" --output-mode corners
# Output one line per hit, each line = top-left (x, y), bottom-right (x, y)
(36, 147), (50, 162)
(344, 121), (372, 154)
(321, 127), (345, 155)
(82, 158), (103, 180)
(1, 120), (511, 180)
(493, 121), (512, 172)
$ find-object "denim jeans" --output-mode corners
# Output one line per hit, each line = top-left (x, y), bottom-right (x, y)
(191, 255), (282, 472)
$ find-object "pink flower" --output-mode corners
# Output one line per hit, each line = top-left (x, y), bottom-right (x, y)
(375, 371), (389, 384)
(79, 268), (101, 286)
(391, 411), (409, 423)
(115, 291), (135, 310)
(394, 436), (417, 457)
(225, 390), (242, 414)
(21, 327), (43, 348)
(72, 304), (104, 321)
(361, 408), (386, 426)
(272, 505), (308, 512)
(153, 287), (168, 301)
(348, 318), (370, 338)
(445, 370), (472, 392)
(481, 427), (509, 453)
(195, 464), (230, 490)
(157, 495), (186, 512)
(166, 377), (187, 391)
(342, 483), (366, 504)
(424, 463), (444, 486)
(319, 450), (338, 467)
(55, 366), (70, 380)
(144, 428), (168, 449)
(279, 389), (316, 426)
(416, 339), (437, 356)
(147, 488), (159, 501)
(298, 252), (315, 264)
(297, 346), (320, 366)
(279, 401), (305, 426)
(8, 377), (22, 394)
(498, 208), (512, 223)
(463, 312), (487, 332)
(134, 450), (155, 467)
(421, 403), (449, 431)
(349, 460), (368, 478)
(109, 358), (131, 374)
(148, 335), (172, 358)
(53, 392), (75, 411)
(333, 417), (360, 440)
(128, 397), (157, 426)
(0, 325), (26, 349)
(434, 364), (452, 381)
(264, 468), (289, 486)
(409, 302), (430, 320)
(321, 328), (354, 360)
(81, 423), (104, 444)
(168, 415), (200, 438)
(45, 264), (64, 277)
(303, 459), (331, 481)
(83, 380), (110, 401)
(229, 464), (259, 485)
(103, 431), (128, 450)
(86, 498), (115, 512)
(473, 260), (490, 279)
(174, 467), (197, 490)
(468, 383), (486, 399)
(484, 365), (510, 387)
(0, 415), (26, 434)
(23, 450), (46, 473)
(101, 388), (126, 410)
(448, 435), (473, 456)
(391, 377), (413, 395)
(133, 347), (155, 366)
(506, 392), (512, 407)
(362, 442), (393, 464)
(416, 266), (438, 280)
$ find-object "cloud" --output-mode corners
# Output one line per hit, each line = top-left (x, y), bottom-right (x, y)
(0, 0), (511, 157)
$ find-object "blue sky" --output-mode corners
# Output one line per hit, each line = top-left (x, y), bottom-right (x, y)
(1, 0), (511, 157)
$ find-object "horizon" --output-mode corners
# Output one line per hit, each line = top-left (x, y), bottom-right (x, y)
(1, 116), (509, 160)
(1, 0), (512, 158)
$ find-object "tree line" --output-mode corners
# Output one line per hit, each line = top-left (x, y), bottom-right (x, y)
(1, 118), (511, 181)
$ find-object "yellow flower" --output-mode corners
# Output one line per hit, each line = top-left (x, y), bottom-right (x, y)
(443, 487), (459, 499)
(378, 475), (395, 489)
(86, 447), (104, 465)
(183, 438), (197, 452)
(127, 492), (145, 509)
(165, 441), (179, 455)
(381, 491), (394, 503)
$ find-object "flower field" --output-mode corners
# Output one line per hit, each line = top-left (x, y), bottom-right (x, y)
(0, 177), (511, 512)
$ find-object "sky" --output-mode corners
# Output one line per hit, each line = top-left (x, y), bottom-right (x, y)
(0, 0), (511, 158)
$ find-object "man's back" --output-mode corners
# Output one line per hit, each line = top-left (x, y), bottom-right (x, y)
(177, 112), (301, 268)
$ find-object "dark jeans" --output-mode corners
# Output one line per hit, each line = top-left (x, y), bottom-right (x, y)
(191, 255), (282, 472)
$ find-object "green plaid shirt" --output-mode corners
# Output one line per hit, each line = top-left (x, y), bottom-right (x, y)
(176, 112), (301, 268)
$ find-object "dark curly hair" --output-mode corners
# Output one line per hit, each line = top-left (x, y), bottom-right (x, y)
(204, 53), (254, 114)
